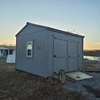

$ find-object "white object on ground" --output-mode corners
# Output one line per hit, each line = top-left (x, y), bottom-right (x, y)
(66, 72), (93, 80)
(6, 54), (15, 63)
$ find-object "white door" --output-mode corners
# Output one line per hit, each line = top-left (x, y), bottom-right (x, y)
(53, 38), (68, 72)
(68, 40), (79, 71)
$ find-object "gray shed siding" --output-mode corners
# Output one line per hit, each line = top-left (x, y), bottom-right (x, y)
(47, 31), (83, 73)
(16, 23), (83, 76)
(16, 25), (51, 76)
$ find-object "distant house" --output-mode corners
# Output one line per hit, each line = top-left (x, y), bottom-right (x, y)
(0, 45), (16, 63)
(16, 22), (84, 76)
(0, 46), (7, 58)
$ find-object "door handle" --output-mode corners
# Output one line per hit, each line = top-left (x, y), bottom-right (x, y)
(53, 55), (56, 57)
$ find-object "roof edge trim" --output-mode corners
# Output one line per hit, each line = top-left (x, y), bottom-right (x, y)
(16, 22), (84, 38)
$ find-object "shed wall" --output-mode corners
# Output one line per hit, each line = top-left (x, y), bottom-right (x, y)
(16, 24), (50, 76)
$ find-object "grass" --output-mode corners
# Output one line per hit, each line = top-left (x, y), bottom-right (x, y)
(0, 58), (100, 100)
(84, 54), (100, 57)
(0, 59), (87, 100)
(83, 59), (100, 72)
(83, 60), (99, 65)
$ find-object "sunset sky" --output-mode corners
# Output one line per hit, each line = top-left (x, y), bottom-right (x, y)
(0, 0), (100, 50)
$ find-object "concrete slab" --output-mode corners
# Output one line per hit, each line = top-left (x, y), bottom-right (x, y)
(66, 72), (93, 80)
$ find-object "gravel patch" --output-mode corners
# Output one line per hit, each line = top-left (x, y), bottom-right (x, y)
(64, 72), (100, 100)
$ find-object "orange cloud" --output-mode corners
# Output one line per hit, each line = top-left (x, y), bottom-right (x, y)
(84, 42), (100, 50)
(0, 40), (16, 46)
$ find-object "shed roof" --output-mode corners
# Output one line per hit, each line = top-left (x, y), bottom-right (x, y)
(16, 22), (84, 38)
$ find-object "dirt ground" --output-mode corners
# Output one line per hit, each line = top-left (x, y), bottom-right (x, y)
(0, 58), (100, 100)
(0, 71), (88, 100)
(0, 58), (15, 72)
(0, 59), (87, 100)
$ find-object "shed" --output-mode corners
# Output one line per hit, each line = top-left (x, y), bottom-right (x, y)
(16, 22), (84, 76)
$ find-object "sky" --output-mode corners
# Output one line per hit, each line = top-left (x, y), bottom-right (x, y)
(0, 0), (100, 50)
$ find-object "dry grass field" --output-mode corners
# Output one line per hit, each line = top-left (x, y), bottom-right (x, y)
(0, 58), (100, 100)
(0, 59), (87, 100)
(0, 58), (15, 72)
(83, 60), (100, 72)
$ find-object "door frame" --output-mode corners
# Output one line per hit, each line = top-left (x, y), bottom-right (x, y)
(52, 35), (68, 73)
(67, 40), (79, 71)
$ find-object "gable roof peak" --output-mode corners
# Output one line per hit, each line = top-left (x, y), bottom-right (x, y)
(16, 22), (84, 38)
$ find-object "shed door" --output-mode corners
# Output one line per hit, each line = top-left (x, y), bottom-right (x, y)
(53, 38), (67, 72)
(68, 41), (79, 71)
